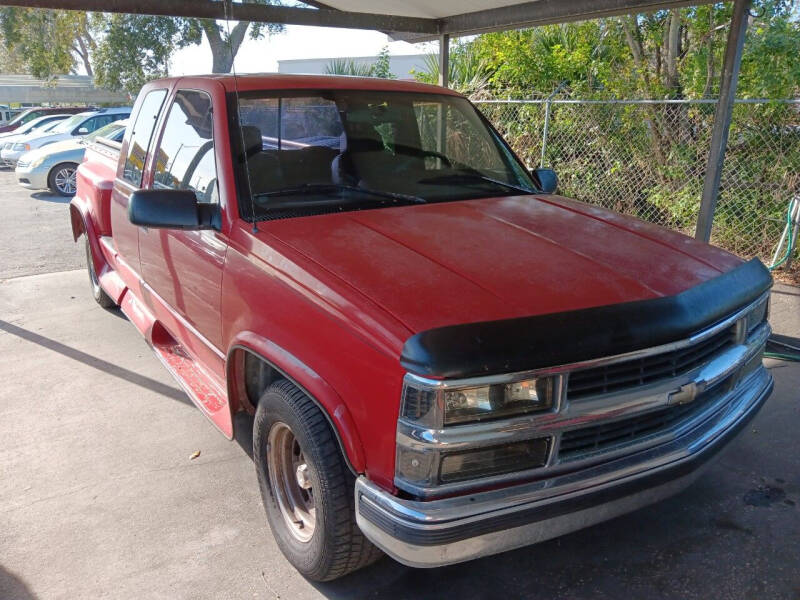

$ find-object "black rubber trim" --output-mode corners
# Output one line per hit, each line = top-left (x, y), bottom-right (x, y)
(359, 378), (772, 547)
(401, 258), (772, 378)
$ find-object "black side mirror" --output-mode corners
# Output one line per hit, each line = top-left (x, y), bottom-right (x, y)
(531, 168), (558, 194)
(128, 189), (219, 230)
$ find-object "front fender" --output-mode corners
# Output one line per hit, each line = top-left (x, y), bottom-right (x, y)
(226, 331), (367, 474)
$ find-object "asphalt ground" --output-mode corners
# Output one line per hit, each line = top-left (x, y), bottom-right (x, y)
(1, 169), (798, 599)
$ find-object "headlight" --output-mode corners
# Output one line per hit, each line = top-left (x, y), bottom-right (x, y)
(442, 379), (554, 424)
(28, 155), (46, 169)
(401, 375), (556, 427)
(744, 295), (768, 334)
(396, 373), (559, 494)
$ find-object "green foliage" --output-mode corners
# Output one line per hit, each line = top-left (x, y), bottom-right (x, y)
(324, 58), (374, 77)
(92, 14), (200, 94)
(445, 3), (800, 100)
(0, 8), (85, 80)
(0, 35), (27, 74)
(324, 46), (396, 79)
(468, 22), (629, 96)
(373, 46), (395, 79)
(413, 42), (492, 96)
(0, 2), (287, 88)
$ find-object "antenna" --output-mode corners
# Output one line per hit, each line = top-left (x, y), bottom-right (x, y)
(223, 0), (259, 233)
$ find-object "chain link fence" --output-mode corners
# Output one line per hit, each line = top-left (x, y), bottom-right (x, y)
(475, 96), (800, 267)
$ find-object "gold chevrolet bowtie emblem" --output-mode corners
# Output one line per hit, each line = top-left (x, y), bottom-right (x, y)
(667, 381), (700, 405)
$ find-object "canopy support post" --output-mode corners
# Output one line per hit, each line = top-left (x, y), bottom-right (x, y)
(438, 33), (450, 88)
(695, 0), (751, 242)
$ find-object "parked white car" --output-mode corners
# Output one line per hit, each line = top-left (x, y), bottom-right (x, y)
(0, 114), (71, 166)
(1, 107), (130, 166)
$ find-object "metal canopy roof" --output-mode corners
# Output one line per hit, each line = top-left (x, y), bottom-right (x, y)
(8, 0), (712, 38)
(4, 0), (752, 243)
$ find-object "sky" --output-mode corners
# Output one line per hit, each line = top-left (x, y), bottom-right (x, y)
(168, 24), (434, 76)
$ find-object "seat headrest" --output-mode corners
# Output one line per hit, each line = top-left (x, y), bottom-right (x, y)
(240, 125), (263, 158)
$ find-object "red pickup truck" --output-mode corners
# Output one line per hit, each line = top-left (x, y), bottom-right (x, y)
(71, 74), (773, 581)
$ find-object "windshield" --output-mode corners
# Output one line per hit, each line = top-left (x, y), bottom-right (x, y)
(7, 109), (39, 127)
(51, 114), (87, 134)
(84, 120), (125, 143)
(39, 119), (65, 133)
(233, 91), (536, 221)
(15, 116), (60, 135)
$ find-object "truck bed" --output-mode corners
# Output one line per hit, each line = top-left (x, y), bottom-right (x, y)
(75, 137), (121, 236)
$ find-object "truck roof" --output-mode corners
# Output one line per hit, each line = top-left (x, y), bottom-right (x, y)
(155, 73), (463, 96)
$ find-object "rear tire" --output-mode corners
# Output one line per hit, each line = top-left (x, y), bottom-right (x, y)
(84, 237), (115, 309)
(48, 162), (78, 196)
(253, 379), (382, 581)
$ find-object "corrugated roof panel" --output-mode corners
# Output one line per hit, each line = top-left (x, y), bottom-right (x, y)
(310, 0), (527, 19)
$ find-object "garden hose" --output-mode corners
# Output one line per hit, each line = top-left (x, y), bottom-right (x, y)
(764, 352), (800, 362)
(768, 197), (799, 271)
(765, 338), (800, 362)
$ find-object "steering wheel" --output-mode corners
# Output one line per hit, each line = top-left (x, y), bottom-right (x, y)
(392, 145), (452, 168)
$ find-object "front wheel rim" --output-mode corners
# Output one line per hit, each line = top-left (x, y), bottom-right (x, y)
(267, 422), (316, 543)
(54, 167), (76, 194)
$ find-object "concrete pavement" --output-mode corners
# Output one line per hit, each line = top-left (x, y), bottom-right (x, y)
(0, 170), (798, 599)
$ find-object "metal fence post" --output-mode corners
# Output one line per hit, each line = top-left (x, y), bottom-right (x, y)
(540, 97), (552, 168)
(540, 83), (565, 168)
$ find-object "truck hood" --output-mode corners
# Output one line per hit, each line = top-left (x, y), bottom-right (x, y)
(257, 194), (743, 336)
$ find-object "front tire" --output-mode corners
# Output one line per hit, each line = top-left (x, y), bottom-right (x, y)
(48, 162), (78, 196)
(84, 237), (115, 309)
(253, 380), (382, 581)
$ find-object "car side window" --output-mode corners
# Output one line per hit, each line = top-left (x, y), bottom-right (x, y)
(152, 90), (218, 204)
(123, 89), (168, 186)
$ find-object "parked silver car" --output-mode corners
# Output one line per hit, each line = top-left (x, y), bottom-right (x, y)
(15, 120), (127, 196)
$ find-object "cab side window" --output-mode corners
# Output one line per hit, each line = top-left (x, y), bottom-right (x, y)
(153, 90), (218, 204)
(123, 89), (167, 186)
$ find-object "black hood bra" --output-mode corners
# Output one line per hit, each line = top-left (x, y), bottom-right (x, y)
(401, 258), (772, 379)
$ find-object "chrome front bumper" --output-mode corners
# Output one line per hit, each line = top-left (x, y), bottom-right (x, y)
(355, 365), (772, 568)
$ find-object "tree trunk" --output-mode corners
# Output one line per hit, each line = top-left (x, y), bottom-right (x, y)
(202, 20), (250, 74)
(75, 34), (93, 78)
(621, 16), (667, 167)
(664, 9), (682, 95)
(702, 6), (715, 98)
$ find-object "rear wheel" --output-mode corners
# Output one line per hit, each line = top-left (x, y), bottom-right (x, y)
(253, 380), (382, 581)
(48, 162), (78, 196)
(84, 237), (115, 309)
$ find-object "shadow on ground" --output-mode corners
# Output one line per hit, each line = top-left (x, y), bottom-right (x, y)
(0, 319), (190, 405)
(0, 566), (37, 600)
(30, 191), (70, 203)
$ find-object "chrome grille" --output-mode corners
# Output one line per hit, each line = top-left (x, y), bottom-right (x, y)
(559, 376), (732, 461)
(16, 159), (29, 168)
(567, 325), (737, 400)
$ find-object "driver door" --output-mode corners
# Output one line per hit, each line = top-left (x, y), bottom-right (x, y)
(137, 89), (227, 353)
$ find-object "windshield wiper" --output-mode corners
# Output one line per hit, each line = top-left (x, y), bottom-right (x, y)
(419, 172), (534, 195)
(253, 183), (426, 204)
